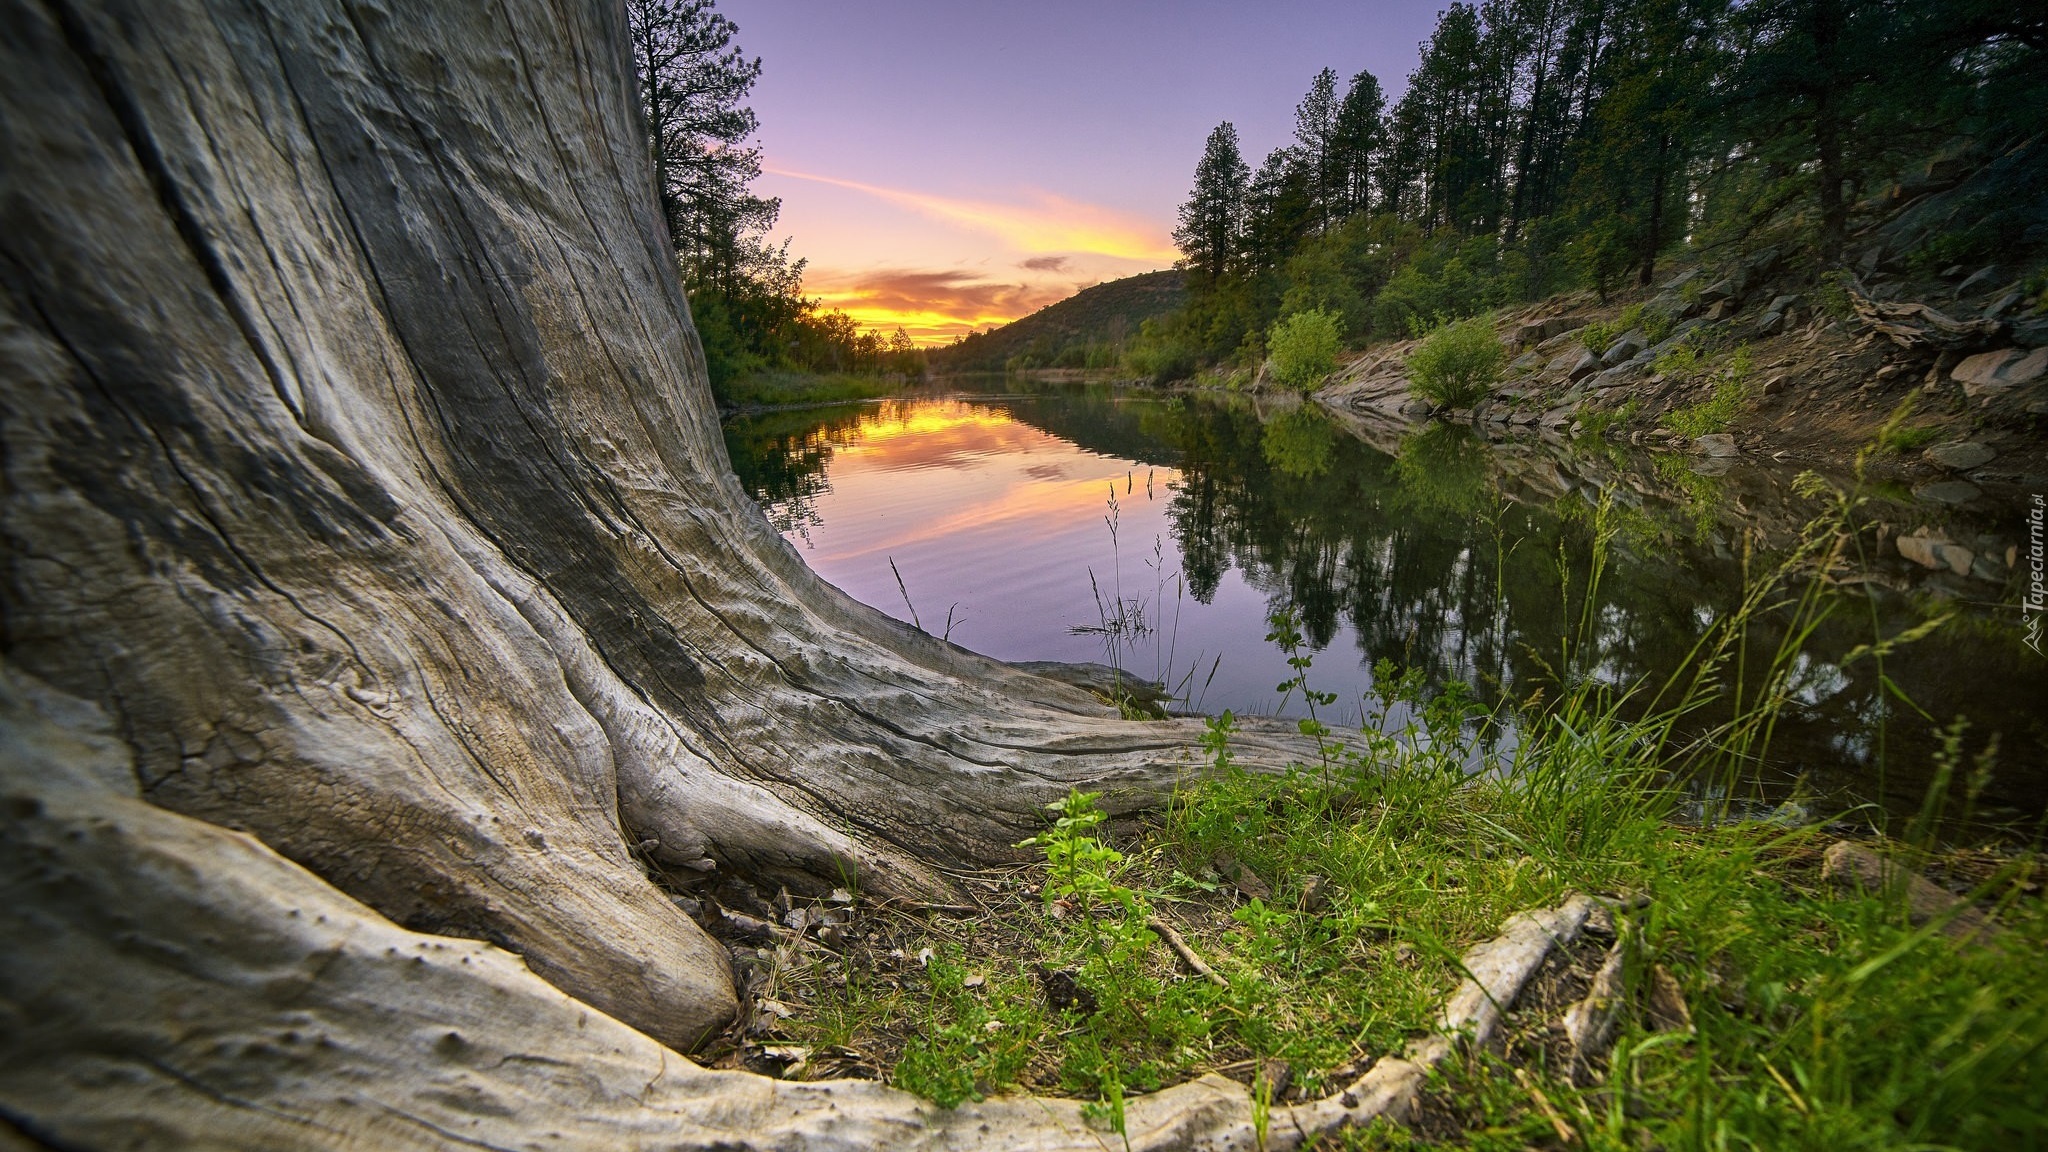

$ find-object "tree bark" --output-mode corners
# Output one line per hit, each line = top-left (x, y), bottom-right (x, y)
(0, 0), (1316, 1107)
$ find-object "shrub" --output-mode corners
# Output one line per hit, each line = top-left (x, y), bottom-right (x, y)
(1405, 316), (1504, 408)
(1664, 346), (1754, 437)
(1266, 309), (1343, 391)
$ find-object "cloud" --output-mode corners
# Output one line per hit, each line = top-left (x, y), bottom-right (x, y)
(805, 267), (1077, 342)
(1021, 255), (1069, 272)
(766, 167), (1178, 263)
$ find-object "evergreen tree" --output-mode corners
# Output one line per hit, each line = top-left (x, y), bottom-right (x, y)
(1293, 68), (1344, 231)
(1331, 70), (1386, 218)
(626, 0), (779, 288)
(1174, 122), (1251, 284)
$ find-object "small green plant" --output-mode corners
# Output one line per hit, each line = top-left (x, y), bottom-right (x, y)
(1018, 790), (1131, 908)
(1814, 270), (1857, 322)
(1651, 340), (1703, 378)
(1404, 315), (1504, 408)
(1267, 308), (1344, 391)
(1576, 396), (1640, 438)
(1664, 346), (1753, 437)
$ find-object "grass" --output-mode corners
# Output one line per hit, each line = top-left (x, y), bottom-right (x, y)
(1664, 346), (1754, 438)
(718, 369), (900, 409)
(759, 492), (2047, 1149)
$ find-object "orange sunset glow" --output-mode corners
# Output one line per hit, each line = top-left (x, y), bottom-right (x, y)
(759, 167), (1178, 344)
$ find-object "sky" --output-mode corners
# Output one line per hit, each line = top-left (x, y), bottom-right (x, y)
(718, 1), (1446, 343)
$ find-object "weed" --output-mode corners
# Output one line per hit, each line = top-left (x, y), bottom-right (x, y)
(1268, 309), (1344, 391)
(1576, 396), (1641, 438)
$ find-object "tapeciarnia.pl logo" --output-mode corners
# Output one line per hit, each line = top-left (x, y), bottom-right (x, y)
(2026, 493), (2045, 657)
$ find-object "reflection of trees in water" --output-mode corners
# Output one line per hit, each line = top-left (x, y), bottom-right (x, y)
(721, 402), (894, 539)
(1150, 398), (1724, 715)
(723, 390), (2045, 817)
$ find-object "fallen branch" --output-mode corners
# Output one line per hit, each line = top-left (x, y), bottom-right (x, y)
(1846, 279), (2003, 350)
(1147, 915), (1229, 988)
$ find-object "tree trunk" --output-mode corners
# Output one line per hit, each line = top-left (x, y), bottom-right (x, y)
(0, 0), (1320, 1141)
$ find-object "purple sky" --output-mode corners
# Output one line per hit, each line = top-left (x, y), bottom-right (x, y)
(717, 1), (1445, 341)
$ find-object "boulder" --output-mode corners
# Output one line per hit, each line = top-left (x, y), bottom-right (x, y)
(1700, 279), (1737, 304)
(1551, 346), (1600, 380)
(1951, 347), (2048, 397)
(1510, 350), (1545, 372)
(1953, 266), (2000, 298)
(1913, 480), (1982, 505)
(1924, 441), (1996, 471)
(1703, 299), (1736, 322)
(1601, 329), (1648, 366)
(1765, 294), (1803, 314)
(1664, 269), (1701, 291)
(1755, 311), (1786, 336)
(1695, 434), (1739, 457)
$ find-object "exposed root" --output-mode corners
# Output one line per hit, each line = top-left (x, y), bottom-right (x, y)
(1146, 915), (1229, 989)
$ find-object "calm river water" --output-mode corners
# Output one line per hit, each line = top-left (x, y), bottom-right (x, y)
(724, 383), (2044, 829)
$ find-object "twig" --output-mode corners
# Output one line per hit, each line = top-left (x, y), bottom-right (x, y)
(1147, 915), (1228, 988)
(1513, 1067), (1579, 1145)
(887, 556), (921, 632)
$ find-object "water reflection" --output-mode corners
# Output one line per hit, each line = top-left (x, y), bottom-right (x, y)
(723, 386), (2045, 826)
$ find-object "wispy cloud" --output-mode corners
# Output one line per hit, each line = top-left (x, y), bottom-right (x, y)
(806, 267), (1086, 343)
(766, 167), (1177, 263)
(1021, 255), (1070, 272)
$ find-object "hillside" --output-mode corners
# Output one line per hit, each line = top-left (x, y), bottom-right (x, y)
(930, 269), (1185, 373)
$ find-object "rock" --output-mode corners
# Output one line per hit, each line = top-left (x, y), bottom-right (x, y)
(1540, 404), (1578, 428)
(1971, 552), (2008, 582)
(1703, 299), (1736, 322)
(1985, 291), (2022, 318)
(1765, 294), (1803, 315)
(1932, 542), (1976, 577)
(1700, 278), (1737, 304)
(1954, 265), (2000, 297)
(1755, 311), (1785, 336)
(1510, 350), (1545, 372)
(1551, 346), (1600, 380)
(1513, 316), (1581, 347)
(1924, 441), (1996, 471)
(1399, 397), (1434, 418)
(1914, 480), (1982, 505)
(1664, 268), (1701, 291)
(1695, 434), (1739, 457)
(1601, 329), (1647, 366)
(1896, 532), (1945, 569)
(1952, 347), (2048, 397)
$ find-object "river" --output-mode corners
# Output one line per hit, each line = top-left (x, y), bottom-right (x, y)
(724, 381), (2045, 831)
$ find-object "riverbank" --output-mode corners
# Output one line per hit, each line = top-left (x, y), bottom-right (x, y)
(681, 648), (2046, 1148)
(715, 369), (908, 411)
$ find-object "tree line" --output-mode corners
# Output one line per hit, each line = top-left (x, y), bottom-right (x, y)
(1142, 0), (2046, 379)
(627, 0), (923, 394)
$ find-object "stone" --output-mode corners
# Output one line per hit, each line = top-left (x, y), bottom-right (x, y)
(1695, 434), (1739, 457)
(1952, 347), (2048, 397)
(1924, 442), (1996, 471)
(1931, 542), (1976, 577)
(1985, 291), (2022, 319)
(1704, 299), (1736, 322)
(1896, 533), (1946, 569)
(1399, 397), (1434, 418)
(1540, 404), (1578, 428)
(1953, 265), (2000, 297)
(1510, 350), (1545, 372)
(1601, 329), (1647, 366)
(1701, 278), (1737, 303)
(1551, 346), (1600, 380)
(1913, 481), (1982, 505)
(1663, 269), (1701, 291)
(1765, 294), (1803, 314)
(1755, 311), (1785, 336)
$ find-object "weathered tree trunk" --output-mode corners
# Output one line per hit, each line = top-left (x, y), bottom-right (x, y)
(0, 0), (1329, 1140)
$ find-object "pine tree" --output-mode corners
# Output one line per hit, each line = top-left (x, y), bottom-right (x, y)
(1293, 68), (1344, 231)
(1331, 71), (1386, 218)
(1174, 123), (1251, 284)
(626, 0), (779, 288)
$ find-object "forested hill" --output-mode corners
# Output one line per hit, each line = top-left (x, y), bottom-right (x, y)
(929, 270), (1186, 373)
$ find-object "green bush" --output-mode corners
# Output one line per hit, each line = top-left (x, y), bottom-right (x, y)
(1405, 316), (1505, 408)
(1266, 309), (1343, 391)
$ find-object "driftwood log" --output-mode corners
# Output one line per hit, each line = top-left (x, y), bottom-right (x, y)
(0, 0), (1360, 1144)
(1846, 279), (2003, 349)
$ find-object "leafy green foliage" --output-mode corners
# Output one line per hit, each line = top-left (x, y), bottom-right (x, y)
(1405, 316), (1504, 408)
(1267, 309), (1344, 390)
